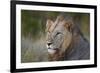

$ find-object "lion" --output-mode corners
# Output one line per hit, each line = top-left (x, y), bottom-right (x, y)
(46, 15), (90, 61)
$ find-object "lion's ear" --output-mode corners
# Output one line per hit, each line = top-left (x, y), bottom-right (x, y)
(64, 20), (73, 32)
(46, 19), (53, 32)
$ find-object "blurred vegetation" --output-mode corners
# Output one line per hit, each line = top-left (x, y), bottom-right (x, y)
(21, 10), (90, 63)
(21, 10), (90, 39)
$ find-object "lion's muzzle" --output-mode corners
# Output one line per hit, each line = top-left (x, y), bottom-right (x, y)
(46, 42), (59, 54)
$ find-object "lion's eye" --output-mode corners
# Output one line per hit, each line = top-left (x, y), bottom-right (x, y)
(54, 32), (62, 38)
(56, 32), (61, 36)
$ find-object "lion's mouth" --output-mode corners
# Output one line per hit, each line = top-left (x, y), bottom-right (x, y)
(48, 48), (59, 54)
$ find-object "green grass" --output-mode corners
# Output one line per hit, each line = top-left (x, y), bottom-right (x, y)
(21, 36), (48, 63)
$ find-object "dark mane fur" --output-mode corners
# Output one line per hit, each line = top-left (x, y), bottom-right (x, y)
(58, 14), (90, 60)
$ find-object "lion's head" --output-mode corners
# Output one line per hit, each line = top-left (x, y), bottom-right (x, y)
(46, 15), (75, 61)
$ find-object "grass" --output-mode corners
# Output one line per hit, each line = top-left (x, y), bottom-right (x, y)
(21, 36), (48, 63)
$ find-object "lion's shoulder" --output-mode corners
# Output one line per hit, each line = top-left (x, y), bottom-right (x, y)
(64, 35), (90, 60)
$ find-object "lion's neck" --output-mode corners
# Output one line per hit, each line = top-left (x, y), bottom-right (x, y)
(64, 34), (90, 60)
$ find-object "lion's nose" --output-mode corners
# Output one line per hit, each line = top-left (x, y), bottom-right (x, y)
(47, 43), (52, 46)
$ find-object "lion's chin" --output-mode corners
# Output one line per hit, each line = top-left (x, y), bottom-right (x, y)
(48, 49), (56, 54)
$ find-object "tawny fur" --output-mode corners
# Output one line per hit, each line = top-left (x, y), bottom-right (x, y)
(46, 15), (90, 61)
